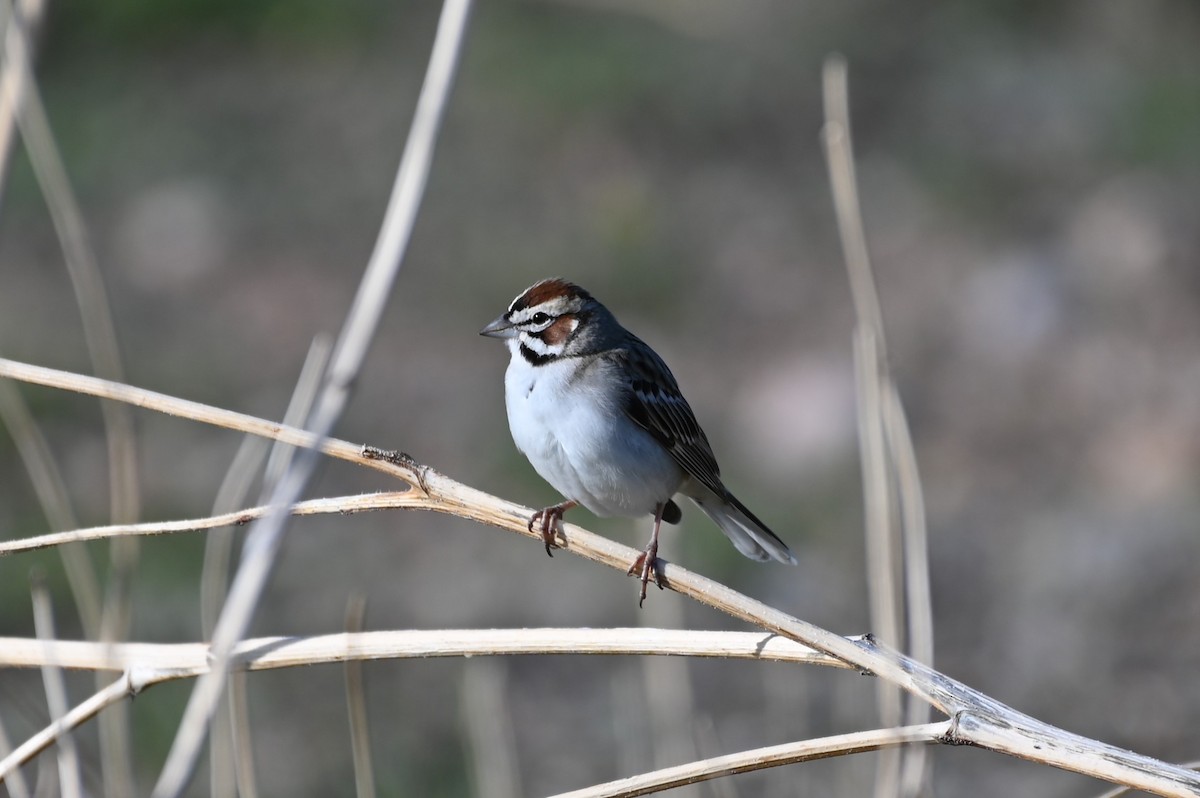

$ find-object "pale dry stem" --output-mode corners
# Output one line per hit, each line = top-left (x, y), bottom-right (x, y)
(822, 53), (936, 798)
(461, 660), (521, 798)
(30, 578), (82, 798)
(549, 723), (951, 798)
(204, 335), (329, 798)
(3, 41), (145, 798)
(2, 353), (1199, 795)
(0, 629), (850, 673)
(0, 716), (30, 798)
(0, 669), (169, 783)
(343, 597), (377, 798)
(0, 628), (846, 781)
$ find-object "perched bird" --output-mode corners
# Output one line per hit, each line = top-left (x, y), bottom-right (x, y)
(481, 278), (797, 604)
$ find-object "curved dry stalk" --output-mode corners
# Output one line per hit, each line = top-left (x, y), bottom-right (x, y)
(0, 0), (45, 211)
(5, 41), (145, 798)
(0, 669), (165, 783)
(0, 629), (851, 784)
(0, 629), (849, 672)
(0, 0), (107, 654)
(0, 358), (404, 479)
(0, 493), (409, 556)
(0, 380), (103, 632)
(4, 0), (142, 532)
(821, 54), (885, 351)
(0, 629), (839, 782)
(549, 723), (951, 798)
(823, 53), (935, 798)
(0, 360), (1197, 796)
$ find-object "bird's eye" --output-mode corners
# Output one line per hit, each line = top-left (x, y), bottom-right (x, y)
(530, 312), (552, 325)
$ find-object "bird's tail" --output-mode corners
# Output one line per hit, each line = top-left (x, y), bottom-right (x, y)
(689, 491), (798, 565)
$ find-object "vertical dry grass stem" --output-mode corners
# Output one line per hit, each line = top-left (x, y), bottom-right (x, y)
(610, 667), (646, 780)
(150, 1), (473, 794)
(30, 576), (83, 798)
(343, 596), (377, 798)
(224, 670), (258, 798)
(1, 0), (141, 531)
(0, 0), (105, 642)
(823, 52), (933, 797)
(853, 328), (905, 795)
(461, 659), (522, 798)
(0, 718), (31, 798)
(0, 0), (142, 537)
(206, 335), (331, 798)
(0, 0), (44, 211)
(261, 335), (334, 493)
(0, 381), (102, 633)
(821, 54), (886, 349)
(640, 591), (701, 796)
(883, 385), (935, 795)
(202, 334), (339, 638)
(202, 334), (329, 798)
(3, 4), (142, 791)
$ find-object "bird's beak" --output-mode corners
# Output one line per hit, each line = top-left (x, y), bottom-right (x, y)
(480, 314), (518, 339)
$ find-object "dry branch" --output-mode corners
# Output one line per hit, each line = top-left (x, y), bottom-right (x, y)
(0, 669), (167, 782)
(0, 492), (414, 556)
(551, 723), (951, 798)
(0, 629), (849, 672)
(0, 628), (843, 782)
(0, 356), (1197, 796)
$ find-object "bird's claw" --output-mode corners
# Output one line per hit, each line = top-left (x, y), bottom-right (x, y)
(528, 506), (568, 557)
(627, 547), (666, 607)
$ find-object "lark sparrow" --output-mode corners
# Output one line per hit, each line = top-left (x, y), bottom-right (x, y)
(481, 278), (797, 604)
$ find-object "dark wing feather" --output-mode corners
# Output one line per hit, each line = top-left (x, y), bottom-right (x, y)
(618, 336), (728, 499)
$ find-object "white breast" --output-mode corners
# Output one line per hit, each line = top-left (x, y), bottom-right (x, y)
(503, 343), (684, 518)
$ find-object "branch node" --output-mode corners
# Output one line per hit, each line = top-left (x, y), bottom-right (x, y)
(941, 711), (976, 747)
(361, 445), (430, 494)
(127, 666), (157, 696)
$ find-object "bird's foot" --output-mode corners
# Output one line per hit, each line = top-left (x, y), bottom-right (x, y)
(626, 544), (666, 608)
(528, 500), (576, 557)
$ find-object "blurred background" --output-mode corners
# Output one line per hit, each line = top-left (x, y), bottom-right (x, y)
(1, 1), (1199, 795)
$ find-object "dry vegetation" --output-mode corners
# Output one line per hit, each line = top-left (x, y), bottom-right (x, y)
(1, 1), (1198, 796)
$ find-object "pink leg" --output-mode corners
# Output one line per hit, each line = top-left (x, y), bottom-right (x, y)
(626, 502), (668, 607)
(528, 500), (577, 557)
